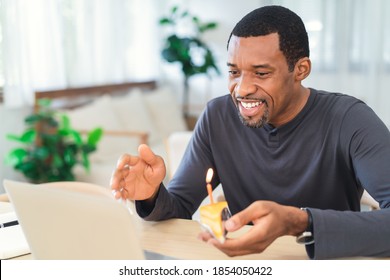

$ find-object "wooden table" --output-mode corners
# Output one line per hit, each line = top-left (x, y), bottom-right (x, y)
(1, 200), (307, 260)
(138, 218), (308, 260)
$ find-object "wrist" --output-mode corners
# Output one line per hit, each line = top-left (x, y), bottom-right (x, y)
(296, 207), (315, 245)
(286, 206), (309, 236)
(140, 183), (162, 211)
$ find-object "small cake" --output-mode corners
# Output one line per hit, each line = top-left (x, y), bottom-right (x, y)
(200, 201), (231, 243)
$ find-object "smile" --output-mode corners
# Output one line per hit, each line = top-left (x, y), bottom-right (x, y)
(236, 98), (267, 119)
(240, 100), (264, 109)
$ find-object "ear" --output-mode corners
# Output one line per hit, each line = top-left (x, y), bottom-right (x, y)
(294, 57), (311, 81)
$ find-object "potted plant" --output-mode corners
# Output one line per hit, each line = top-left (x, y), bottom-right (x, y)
(159, 5), (220, 119)
(4, 99), (103, 183)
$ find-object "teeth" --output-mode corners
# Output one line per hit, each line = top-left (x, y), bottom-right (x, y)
(241, 101), (262, 109)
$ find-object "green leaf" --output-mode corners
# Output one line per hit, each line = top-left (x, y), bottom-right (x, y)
(199, 22), (218, 33)
(159, 18), (172, 25)
(24, 114), (43, 125)
(41, 133), (61, 144)
(60, 114), (71, 131)
(4, 148), (28, 166)
(58, 128), (70, 137)
(52, 154), (63, 168)
(63, 146), (76, 166)
(6, 133), (23, 142)
(181, 11), (189, 18)
(32, 146), (50, 160)
(37, 98), (52, 107)
(62, 170), (76, 181)
(87, 127), (103, 146)
(14, 161), (36, 175)
(171, 5), (178, 14)
(46, 117), (59, 128)
(69, 129), (83, 145)
(20, 129), (36, 143)
(82, 144), (96, 154)
(81, 152), (90, 172)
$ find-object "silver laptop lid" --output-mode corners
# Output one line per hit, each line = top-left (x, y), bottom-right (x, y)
(4, 180), (145, 260)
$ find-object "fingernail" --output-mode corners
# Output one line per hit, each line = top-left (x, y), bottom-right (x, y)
(225, 220), (235, 230)
(112, 190), (122, 201)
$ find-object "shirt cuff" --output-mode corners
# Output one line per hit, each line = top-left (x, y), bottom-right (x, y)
(135, 183), (166, 220)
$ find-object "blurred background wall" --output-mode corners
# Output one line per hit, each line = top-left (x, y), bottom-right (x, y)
(1, 0), (389, 191)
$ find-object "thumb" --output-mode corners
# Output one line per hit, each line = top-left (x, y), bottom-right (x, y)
(138, 144), (158, 165)
(225, 203), (262, 232)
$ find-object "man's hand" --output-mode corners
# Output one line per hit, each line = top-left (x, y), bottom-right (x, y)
(198, 201), (308, 257)
(110, 144), (166, 202)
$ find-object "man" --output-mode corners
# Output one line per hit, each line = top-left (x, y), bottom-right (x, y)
(111, 6), (390, 259)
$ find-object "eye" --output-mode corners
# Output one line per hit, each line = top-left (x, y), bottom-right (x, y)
(256, 72), (270, 77)
(228, 70), (239, 76)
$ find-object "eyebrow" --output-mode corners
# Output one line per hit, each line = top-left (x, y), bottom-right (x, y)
(227, 62), (273, 69)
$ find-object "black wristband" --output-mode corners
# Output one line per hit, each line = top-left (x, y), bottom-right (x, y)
(296, 207), (315, 245)
(305, 208), (314, 233)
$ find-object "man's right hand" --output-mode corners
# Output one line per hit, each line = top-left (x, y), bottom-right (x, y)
(110, 144), (166, 202)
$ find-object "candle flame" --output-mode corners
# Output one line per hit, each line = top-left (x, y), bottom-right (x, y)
(206, 168), (214, 183)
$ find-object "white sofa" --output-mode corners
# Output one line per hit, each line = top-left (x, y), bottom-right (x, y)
(65, 86), (189, 187)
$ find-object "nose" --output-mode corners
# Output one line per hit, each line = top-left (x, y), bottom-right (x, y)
(234, 75), (257, 98)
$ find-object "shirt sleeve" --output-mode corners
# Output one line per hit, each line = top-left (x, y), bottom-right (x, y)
(308, 103), (390, 259)
(135, 183), (193, 220)
(308, 208), (390, 259)
(135, 106), (218, 220)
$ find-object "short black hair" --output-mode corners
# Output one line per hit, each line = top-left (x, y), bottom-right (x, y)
(228, 5), (309, 71)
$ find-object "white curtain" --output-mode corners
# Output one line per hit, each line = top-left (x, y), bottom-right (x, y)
(1, 0), (159, 107)
(266, 0), (390, 126)
(1, 0), (66, 107)
(2, 0), (390, 126)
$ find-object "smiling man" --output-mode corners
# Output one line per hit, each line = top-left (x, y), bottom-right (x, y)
(227, 33), (310, 128)
(111, 6), (390, 259)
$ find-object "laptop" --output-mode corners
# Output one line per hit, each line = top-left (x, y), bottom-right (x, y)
(3, 179), (173, 260)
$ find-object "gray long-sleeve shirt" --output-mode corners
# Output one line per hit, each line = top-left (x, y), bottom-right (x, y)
(136, 89), (390, 259)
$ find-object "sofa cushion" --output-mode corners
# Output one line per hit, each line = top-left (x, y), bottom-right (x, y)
(143, 87), (188, 139)
(110, 89), (162, 146)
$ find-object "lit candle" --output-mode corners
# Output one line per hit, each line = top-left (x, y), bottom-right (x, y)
(206, 168), (214, 204)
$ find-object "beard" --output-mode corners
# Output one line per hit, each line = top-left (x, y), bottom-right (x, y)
(236, 106), (269, 128)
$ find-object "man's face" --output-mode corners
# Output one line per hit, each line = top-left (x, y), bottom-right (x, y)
(227, 33), (298, 128)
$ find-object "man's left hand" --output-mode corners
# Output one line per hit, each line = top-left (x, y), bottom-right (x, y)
(198, 201), (308, 257)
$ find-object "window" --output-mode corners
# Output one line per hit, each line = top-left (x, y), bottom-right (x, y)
(383, 1), (390, 71)
(0, 0), (4, 89)
(0, 0), (159, 106)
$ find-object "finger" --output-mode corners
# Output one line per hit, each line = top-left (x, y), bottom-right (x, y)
(116, 154), (131, 169)
(221, 218), (279, 257)
(111, 154), (139, 187)
(197, 232), (248, 256)
(120, 187), (129, 200)
(225, 202), (268, 232)
(198, 227), (262, 257)
(110, 168), (123, 191)
(224, 213), (252, 232)
(111, 170), (132, 198)
(202, 237), (247, 257)
(112, 189), (122, 200)
(210, 236), (263, 257)
(116, 153), (140, 170)
(111, 176), (126, 197)
(198, 231), (214, 242)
